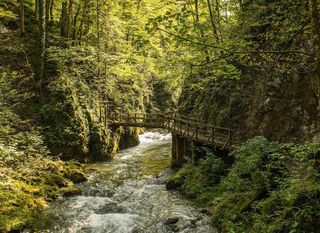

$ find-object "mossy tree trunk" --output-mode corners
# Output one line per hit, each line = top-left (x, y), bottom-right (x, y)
(19, 0), (25, 37)
(308, 0), (320, 109)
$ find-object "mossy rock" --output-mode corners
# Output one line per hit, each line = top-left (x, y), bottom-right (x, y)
(61, 186), (82, 197)
(64, 169), (87, 183)
(43, 173), (69, 187)
(166, 176), (184, 190)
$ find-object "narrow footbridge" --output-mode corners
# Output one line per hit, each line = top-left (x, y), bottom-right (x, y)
(107, 112), (239, 150)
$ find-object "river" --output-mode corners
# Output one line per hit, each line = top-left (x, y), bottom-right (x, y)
(35, 131), (215, 233)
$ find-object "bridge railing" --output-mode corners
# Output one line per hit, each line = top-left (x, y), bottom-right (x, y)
(106, 111), (238, 149)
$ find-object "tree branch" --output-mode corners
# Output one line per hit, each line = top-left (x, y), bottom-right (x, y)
(157, 27), (312, 57)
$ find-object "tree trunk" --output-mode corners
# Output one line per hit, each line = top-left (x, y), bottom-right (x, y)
(308, 0), (320, 109)
(67, 0), (74, 38)
(214, 0), (222, 41)
(309, 0), (320, 60)
(206, 0), (218, 41)
(50, 0), (54, 21)
(60, 1), (68, 37)
(72, 1), (81, 44)
(78, 0), (89, 45)
(38, 0), (46, 95)
(45, 0), (50, 23)
(96, 0), (101, 76)
(35, 0), (39, 21)
(19, 0), (25, 37)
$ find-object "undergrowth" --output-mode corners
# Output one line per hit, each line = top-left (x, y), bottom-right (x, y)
(172, 137), (320, 233)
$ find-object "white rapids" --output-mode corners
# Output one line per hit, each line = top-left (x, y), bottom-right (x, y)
(34, 131), (216, 233)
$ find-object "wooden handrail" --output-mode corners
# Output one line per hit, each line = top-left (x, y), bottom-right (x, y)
(105, 111), (237, 149)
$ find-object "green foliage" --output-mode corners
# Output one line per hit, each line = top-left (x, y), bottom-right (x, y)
(174, 149), (227, 206)
(174, 137), (320, 232)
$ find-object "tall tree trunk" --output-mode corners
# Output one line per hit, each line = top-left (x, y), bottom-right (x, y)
(206, 0), (219, 42)
(72, 1), (81, 44)
(78, 0), (89, 45)
(35, 0), (39, 21)
(309, 0), (320, 60)
(96, 0), (101, 76)
(67, 0), (74, 38)
(214, 0), (223, 41)
(45, 0), (50, 23)
(19, 0), (25, 37)
(60, 1), (68, 37)
(308, 0), (320, 109)
(50, 0), (54, 21)
(38, 0), (46, 96)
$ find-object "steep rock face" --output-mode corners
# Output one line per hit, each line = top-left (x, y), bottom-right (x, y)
(118, 128), (140, 150)
(178, 72), (319, 143)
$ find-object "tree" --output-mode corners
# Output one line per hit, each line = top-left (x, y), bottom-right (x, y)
(19, 0), (25, 36)
(38, 0), (46, 95)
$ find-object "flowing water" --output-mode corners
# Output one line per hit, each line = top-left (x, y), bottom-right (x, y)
(35, 131), (215, 233)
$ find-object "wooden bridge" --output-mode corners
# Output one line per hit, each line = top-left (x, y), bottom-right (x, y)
(106, 112), (238, 150)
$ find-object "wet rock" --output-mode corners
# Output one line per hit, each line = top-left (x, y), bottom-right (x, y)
(169, 225), (180, 232)
(95, 203), (125, 214)
(190, 216), (203, 225)
(65, 170), (87, 183)
(200, 208), (211, 215)
(164, 217), (179, 225)
(165, 180), (176, 190)
(62, 186), (82, 197)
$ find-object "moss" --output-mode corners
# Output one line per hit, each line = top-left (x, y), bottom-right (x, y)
(61, 186), (82, 197)
(0, 158), (87, 232)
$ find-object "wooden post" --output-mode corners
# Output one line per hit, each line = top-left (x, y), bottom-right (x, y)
(135, 113), (137, 123)
(229, 130), (232, 148)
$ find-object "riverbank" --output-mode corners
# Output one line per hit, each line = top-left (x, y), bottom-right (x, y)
(167, 137), (320, 232)
(0, 142), (87, 232)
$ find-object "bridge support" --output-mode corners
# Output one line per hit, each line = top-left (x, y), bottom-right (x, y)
(172, 133), (192, 167)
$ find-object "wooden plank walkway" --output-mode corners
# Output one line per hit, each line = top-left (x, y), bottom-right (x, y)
(101, 112), (239, 150)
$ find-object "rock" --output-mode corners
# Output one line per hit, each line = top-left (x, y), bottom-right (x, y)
(65, 170), (87, 183)
(190, 216), (203, 225)
(169, 225), (180, 232)
(62, 186), (82, 197)
(164, 217), (179, 225)
(45, 174), (68, 187)
(165, 180), (177, 190)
